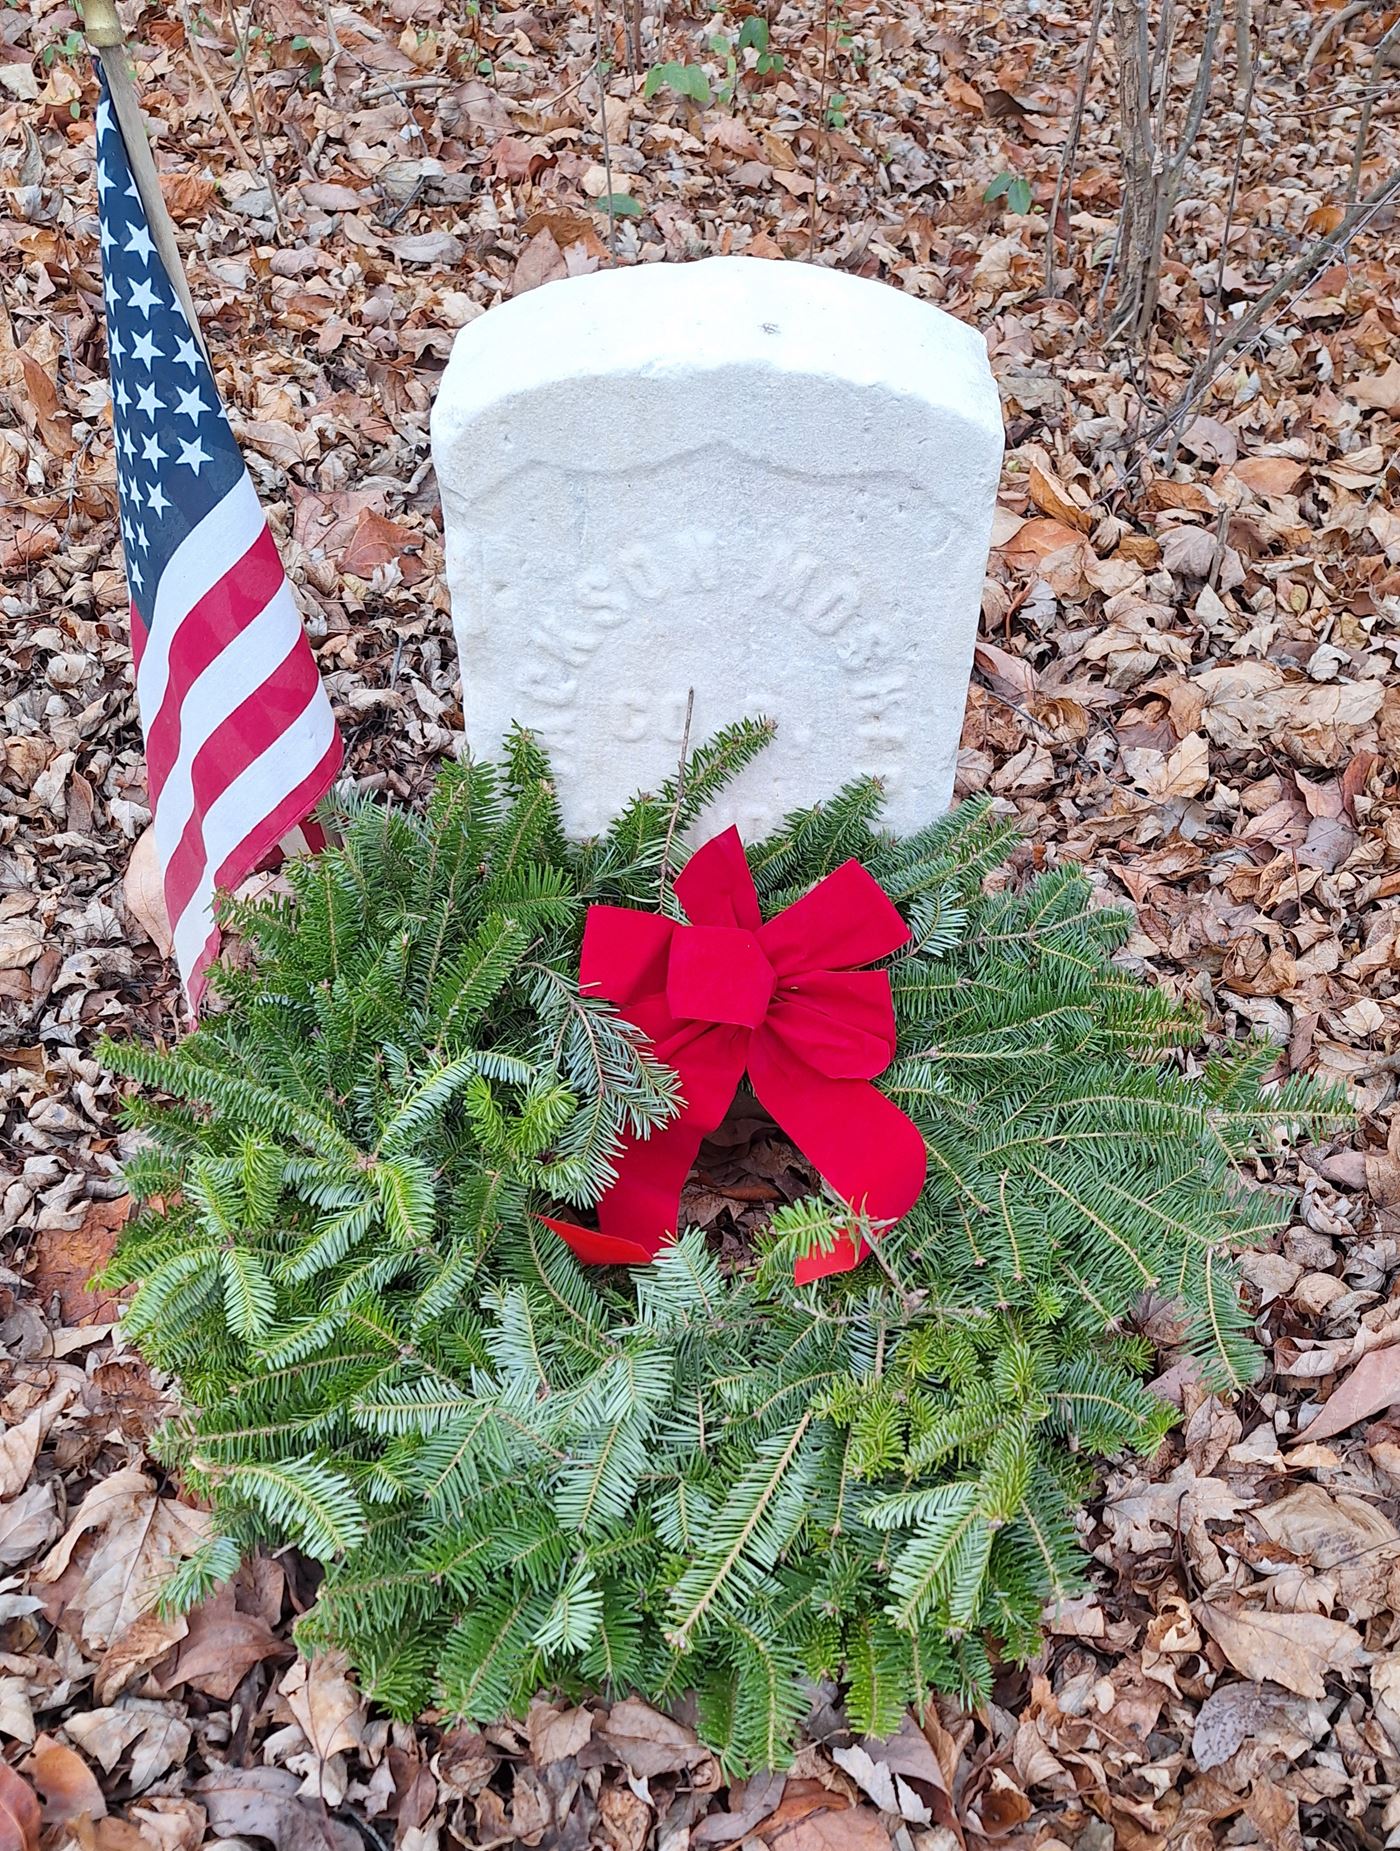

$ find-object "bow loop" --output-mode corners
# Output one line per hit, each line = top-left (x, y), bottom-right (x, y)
(758, 860), (910, 977)
(763, 970), (896, 1079)
(674, 826), (762, 930)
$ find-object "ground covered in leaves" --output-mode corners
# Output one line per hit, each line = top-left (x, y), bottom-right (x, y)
(3, 0), (1400, 1842)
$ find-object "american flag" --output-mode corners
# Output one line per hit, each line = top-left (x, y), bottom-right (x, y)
(95, 73), (342, 1008)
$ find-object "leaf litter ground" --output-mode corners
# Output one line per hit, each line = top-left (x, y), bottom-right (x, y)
(2, 0), (1400, 1842)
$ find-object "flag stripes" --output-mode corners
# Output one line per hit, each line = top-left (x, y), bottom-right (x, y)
(96, 75), (342, 1005)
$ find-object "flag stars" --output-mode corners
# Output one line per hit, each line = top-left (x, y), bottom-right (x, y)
(108, 325), (125, 363)
(175, 386), (208, 424)
(119, 427), (135, 462)
(137, 382), (161, 419)
(124, 223), (156, 264)
(145, 481), (171, 518)
(131, 330), (162, 368)
(99, 220), (115, 258)
(96, 162), (114, 198)
(127, 276), (160, 317)
(178, 436), (212, 475)
(142, 432), (167, 468)
(128, 555), (143, 592)
(113, 377), (130, 413)
(174, 334), (201, 373)
(134, 524), (148, 551)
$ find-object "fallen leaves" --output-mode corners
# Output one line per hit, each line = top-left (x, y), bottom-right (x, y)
(0, 1765), (40, 1851)
(1298, 1341), (1400, 1443)
(1196, 1599), (1368, 1699)
(121, 829), (173, 957)
(26, 1736), (106, 1827)
(35, 1469), (211, 1700)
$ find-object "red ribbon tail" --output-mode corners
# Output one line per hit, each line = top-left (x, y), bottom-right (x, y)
(538, 1214), (659, 1267)
(748, 1031), (927, 1281)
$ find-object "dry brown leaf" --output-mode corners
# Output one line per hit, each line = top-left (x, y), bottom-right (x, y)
(592, 1697), (714, 1781)
(1231, 456), (1306, 497)
(158, 172), (218, 222)
(385, 230), (466, 267)
(596, 1781), (650, 1851)
(1195, 661), (1384, 768)
(1027, 461), (1092, 531)
(26, 1737), (105, 1826)
(1252, 1484), (1400, 1619)
(279, 1653), (366, 1766)
(0, 1484), (59, 1573)
(28, 1199), (130, 1326)
(1298, 1342), (1400, 1443)
(339, 510), (423, 582)
(154, 1578), (286, 1700)
(63, 1703), (192, 1793)
(755, 1782), (892, 1851)
(511, 228), (567, 296)
(0, 1764), (40, 1851)
(1191, 1681), (1326, 1772)
(943, 75), (984, 113)
(485, 134), (551, 181)
(123, 828), (173, 956)
(1000, 516), (1086, 565)
(692, 1773), (787, 1847)
(525, 1700), (594, 1765)
(1123, 731), (1210, 801)
(1345, 361), (1400, 411)
(194, 1765), (359, 1851)
(18, 350), (75, 459)
(1222, 932), (1297, 997)
(1195, 1598), (1366, 1698)
(34, 1469), (211, 1670)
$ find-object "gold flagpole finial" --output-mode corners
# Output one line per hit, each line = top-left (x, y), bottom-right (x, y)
(79, 0), (125, 49)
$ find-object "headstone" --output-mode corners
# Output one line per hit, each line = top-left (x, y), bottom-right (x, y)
(431, 257), (1003, 840)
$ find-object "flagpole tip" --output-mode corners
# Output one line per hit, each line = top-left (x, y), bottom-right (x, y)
(80, 0), (126, 49)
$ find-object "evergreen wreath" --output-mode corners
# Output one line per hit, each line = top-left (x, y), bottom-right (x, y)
(100, 722), (1342, 1771)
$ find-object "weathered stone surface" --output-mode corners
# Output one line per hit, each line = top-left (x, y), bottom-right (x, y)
(431, 256), (1003, 839)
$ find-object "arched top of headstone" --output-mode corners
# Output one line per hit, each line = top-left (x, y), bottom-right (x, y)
(432, 257), (1004, 840)
(432, 256), (1000, 483)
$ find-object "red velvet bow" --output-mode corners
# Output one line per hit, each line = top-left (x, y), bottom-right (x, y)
(542, 828), (928, 1281)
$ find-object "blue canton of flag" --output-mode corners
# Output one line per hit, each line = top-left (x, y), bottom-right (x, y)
(96, 70), (342, 1007)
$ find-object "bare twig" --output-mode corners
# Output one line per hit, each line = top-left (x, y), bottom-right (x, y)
(318, 0), (343, 88)
(1302, 0), (1382, 75)
(808, 0), (833, 261)
(1112, 0), (1225, 346)
(1129, 164), (1400, 460)
(1109, 0), (1154, 339)
(360, 73), (454, 101)
(659, 688), (696, 907)
(233, 0), (288, 237)
(1348, 16), (1400, 203)
(592, 0), (618, 258)
(1045, 0), (1104, 297)
(178, 1), (259, 178)
(1201, 0), (1257, 381)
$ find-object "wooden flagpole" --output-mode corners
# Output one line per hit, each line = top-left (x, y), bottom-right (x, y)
(80, 0), (210, 360)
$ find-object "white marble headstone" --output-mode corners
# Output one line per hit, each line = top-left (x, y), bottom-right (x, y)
(431, 257), (1003, 840)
